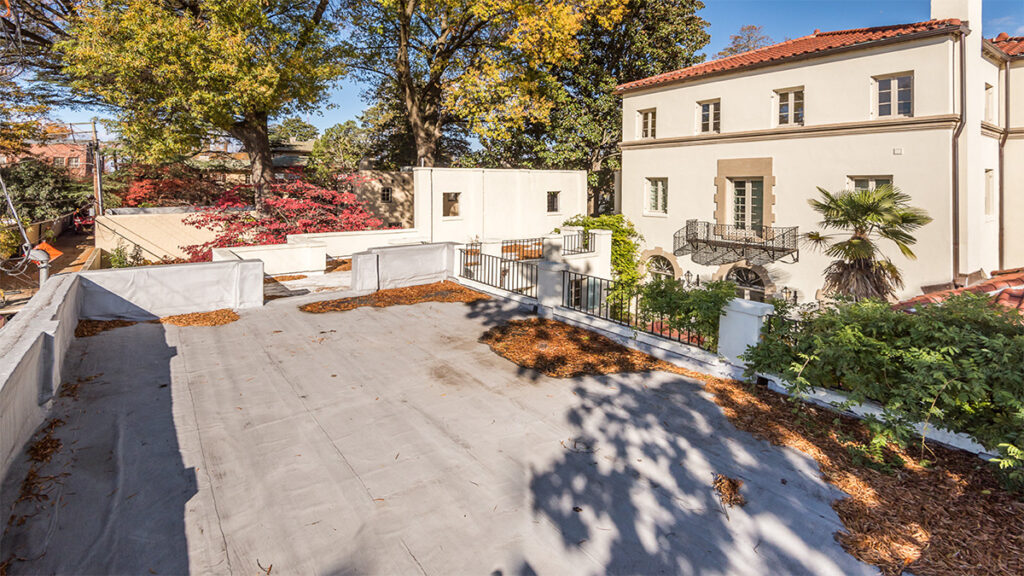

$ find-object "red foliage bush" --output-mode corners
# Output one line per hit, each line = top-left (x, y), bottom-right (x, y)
(121, 164), (230, 207)
(181, 177), (384, 261)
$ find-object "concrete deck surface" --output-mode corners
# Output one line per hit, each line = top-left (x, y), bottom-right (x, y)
(0, 295), (875, 575)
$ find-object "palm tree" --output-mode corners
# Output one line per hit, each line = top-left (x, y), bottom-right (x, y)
(806, 185), (932, 300)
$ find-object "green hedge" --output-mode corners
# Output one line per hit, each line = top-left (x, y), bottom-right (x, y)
(745, 293), (1024, 489)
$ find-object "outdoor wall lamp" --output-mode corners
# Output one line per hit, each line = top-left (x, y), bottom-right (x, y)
(682, 271), (701, 288)
(779, 286), (798, 304)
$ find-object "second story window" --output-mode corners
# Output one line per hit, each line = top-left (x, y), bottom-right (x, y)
(699, 100), (720, 133)
(850, 176), (892, 191)
(381, 187), (393, 203)
(638, 109), (656, 139)
(985, 83), (996, 124)
(777, 89), (804, 125)
(877, 74), (912, 117)
(646, 178), (668, 214)
(53, 157), (66, 167)
(68, 157), (81, 168)
(546, 191), (560, 213)
(732, 179), (764, 230)
(443, 192), (460, 217)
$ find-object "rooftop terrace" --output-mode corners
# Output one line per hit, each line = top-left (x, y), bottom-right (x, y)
(0, 291), (874, 575)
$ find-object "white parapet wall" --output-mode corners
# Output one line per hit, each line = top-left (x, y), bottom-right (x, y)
(351, 243), (458, 291)
(213, 242), (327, 277)
(0, 260), (264, 477)
(287, 228), (427, 259)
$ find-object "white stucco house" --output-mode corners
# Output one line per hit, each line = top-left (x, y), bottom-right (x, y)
(616, 0), (1023, 302)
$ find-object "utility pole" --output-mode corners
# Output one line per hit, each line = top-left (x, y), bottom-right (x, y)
(90, 120), (105, 215)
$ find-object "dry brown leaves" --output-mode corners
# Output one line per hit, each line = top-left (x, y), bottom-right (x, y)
(325, 258), (352, 273)
(27, 419), (64, 464)
(482, 318), (1024, 576)
(264, 275), (307, 284)
(154, 309), (239, 327)
(300, 281), (488, 314)
(712, 474), (746, 507)
(74, 319), (136, 338)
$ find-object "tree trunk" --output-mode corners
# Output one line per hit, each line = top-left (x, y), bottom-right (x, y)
(395, 0), (441, 167)
(230, 113), (274, 211)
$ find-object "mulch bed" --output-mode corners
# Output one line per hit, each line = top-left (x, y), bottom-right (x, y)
(264, 275), (307, 283)
(75, 309), (239, 336)
(481, 318), (1024, 576)
(325, 258), (352, 273)
(299, 281), (488, 314)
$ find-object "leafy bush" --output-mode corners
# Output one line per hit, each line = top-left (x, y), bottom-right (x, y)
(108, 241), (144, 268)
(638, 277), (736, 349)
(745, 293), (1024, 487)
(0, 159), (91, 221)
(181, 178), (383, 261)
(560, 213), (642, 298)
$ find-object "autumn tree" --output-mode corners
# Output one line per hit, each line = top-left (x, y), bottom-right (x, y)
(340, 0), (629, 168)
(270, 117), (320, 144)
(467, 0), (709, 213)
(0, 75), (47, 154)
(715, 24), (774, 59)
(58, 0), (343, 207)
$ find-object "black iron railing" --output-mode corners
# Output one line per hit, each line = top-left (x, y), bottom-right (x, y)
(501, 238), (544, 260)
(763, 313), (807, 347)
(562, 231), (597, 256)
(562, 271), (705, 349)
(674, 219), (798, 266)
(459, 250), (538, 298)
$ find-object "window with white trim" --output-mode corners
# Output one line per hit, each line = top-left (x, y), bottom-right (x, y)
(638, 109), (656, 139)
(646, 178), (668, 213)
(699, 100), (720, 133)
(849, 176), (892, 191)
(68, 156), (80, 168)
(53, 157), (66, 167)
(731, 179), (764, 230)
(876, 74), (913, 117)
(443, 192), (460, 217)
(380, 186), (393, 203)
(777, 88), (804, 125)
(546, 191), (560, 213)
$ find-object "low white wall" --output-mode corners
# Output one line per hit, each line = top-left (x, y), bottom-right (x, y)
(95, 211), (218, 261)
(287, 228), (426, 258)
(0, 260), (265, 479)
(0, 276), (81, 476)
(350, 243), (458, 291)
(214, 242), (326, 276)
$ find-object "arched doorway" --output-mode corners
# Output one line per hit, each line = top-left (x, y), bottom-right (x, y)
(726, 266), (766, 302)
(646, 255), (675, 281)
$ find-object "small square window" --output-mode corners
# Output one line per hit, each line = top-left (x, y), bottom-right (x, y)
(381, 187), (393, 203)
(699, 100), (720, 133)
(638, 109), (656, 139)
(546, 191), (560, 213)
(53, 157), (66, 167)
(443, 192), (461, 217)
(646, 178), (668, 213)
(68, 156), (80, 168)
(876, 74), (912, 117)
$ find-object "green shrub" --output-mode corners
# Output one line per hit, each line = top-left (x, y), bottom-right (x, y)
(560, 213), (643, 299)
(0, 159), (91, 221)
(638, 277), (736, 350)
(108, 242), (144, 268)
(745, 292), (1024, 488)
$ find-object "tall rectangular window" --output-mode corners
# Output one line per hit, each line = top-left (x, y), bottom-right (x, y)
(700, 100), (720, 133)
(777, 89), (804, 125)
(985, 169), (995, 216)
(639, 109), (656, 139)
(985, 83), (996, 124)
(646, 178), (668, 213)
(381, 187), (393, 203)
(443, 192), (460, 217)
(547, 191), (560, 213)
(732, 179), (764, 229)
(877, 74), (912, 117)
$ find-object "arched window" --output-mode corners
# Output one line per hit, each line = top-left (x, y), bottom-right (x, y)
(726, 267), (766, 302)
(647, 256), (675, 281)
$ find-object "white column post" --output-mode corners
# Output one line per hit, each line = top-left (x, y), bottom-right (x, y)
(717, 298), (775, 367)
(542, 234), (564, 262)
(591, 229), (614, 279)
(536, 260), (569, 317)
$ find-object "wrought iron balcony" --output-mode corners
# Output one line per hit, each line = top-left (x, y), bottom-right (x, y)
(673, 219), (799, 266)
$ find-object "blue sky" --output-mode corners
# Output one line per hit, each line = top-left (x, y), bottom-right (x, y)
(57, 0), (1024, 135)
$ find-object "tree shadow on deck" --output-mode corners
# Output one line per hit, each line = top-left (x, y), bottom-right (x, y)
(0, 322), (196, 575)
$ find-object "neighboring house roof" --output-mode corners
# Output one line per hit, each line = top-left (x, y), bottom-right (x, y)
(991, 32), (1024, 57)
(616, 19), (963, 94)
(899, 268), (1024, 311)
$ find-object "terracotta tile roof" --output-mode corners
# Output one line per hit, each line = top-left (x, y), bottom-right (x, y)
(992, 32), (1024, 56)
(616, 19), (963, 94)
(899, 268), (1024, 310)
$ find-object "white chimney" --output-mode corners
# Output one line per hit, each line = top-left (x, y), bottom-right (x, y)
(930, 0), (981, 25)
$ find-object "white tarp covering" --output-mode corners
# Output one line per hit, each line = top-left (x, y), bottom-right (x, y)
(364, 243), (456, 290)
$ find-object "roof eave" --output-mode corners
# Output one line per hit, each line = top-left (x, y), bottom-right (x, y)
(616, 24), (966, 96)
